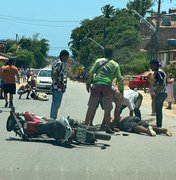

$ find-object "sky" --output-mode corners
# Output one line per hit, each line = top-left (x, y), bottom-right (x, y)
(0, 0), (176, 56)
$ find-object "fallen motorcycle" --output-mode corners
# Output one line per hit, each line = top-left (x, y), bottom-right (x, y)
(4, 108), (111, 145)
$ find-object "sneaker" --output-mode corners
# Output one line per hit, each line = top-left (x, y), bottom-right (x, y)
(147, 126), (156, 136)
(106, 129), (115, 134)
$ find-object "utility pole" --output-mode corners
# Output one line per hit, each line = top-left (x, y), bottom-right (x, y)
(151, 0), (161, 60)
(130, 9), (156, 59)
(129, 0), (162, 60)
(84, 37), (104, 50)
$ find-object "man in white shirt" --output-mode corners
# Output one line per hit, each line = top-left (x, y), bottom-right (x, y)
(100, 89), (143, 131)
(115, 89), (143, 119)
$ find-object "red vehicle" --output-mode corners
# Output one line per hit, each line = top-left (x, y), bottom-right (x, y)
(128, 75), (149, 90)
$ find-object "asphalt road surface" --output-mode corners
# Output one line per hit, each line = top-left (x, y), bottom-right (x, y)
(0, 80), (176, 180)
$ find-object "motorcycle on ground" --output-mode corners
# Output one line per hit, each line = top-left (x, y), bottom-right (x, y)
(4, 108), (111, 145)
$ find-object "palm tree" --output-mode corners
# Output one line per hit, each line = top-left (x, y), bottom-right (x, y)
(127, 0), (154, 17)
(101, 4), (116, 18)
(101, 4), (116, 41)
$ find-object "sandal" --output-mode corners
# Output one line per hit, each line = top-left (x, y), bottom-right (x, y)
(147, 126), (156, 136)
(106, 129), (115, 134)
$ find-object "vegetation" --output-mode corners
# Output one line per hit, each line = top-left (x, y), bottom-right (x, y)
(69, 7), (149, 75)
(164, 63), (176, 77)
(4, 33), (49, 69)
(127, 0), (154, 17)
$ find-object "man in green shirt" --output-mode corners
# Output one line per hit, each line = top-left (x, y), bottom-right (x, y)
(84, 47), (124, 133)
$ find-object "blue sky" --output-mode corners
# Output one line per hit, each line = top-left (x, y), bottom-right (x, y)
(0, 0), (176, 56)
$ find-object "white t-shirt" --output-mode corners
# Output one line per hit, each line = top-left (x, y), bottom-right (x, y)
(121, 90), (139, 110)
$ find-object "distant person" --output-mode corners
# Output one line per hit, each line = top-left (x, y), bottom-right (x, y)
(173, 76), (176, 104)
(1, 58), (20, 108)
(50, 50), (70, 120)
(26, 68), (31, 82)
(84, 47), (124, 134)
(21, 68), (27, 83)
(0, 61), (9, 99)
(30, 91), (49, 101)
(17, 83), (31, 99)
(165, 73), (174, 109)
(149, 60), (167, 127)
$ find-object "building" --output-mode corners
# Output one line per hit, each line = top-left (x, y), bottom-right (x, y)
(140, 9), (176, 67)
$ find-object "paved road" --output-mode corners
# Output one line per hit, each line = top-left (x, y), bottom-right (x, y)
(0, 80), (176, 180)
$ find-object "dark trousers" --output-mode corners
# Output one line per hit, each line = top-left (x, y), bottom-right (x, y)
(155, 92), (167, 127)
(119, 93), (143, 119)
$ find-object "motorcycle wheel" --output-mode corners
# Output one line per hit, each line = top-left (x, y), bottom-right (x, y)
(94, 132), (111, 141)
(22, 134), (29, 141)
(6, 115), (16, 132)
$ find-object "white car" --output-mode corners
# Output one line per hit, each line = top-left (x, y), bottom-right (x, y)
(35, 68), (52, 93)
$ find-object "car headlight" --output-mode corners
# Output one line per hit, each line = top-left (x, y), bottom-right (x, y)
(36, 79), (41, 83)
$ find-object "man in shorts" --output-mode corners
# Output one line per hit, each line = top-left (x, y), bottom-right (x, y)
(84, 47), (124, 134)
(1, 58), (20, 108)
(17, 83), (31, 99)
(115, 116), (172, 137)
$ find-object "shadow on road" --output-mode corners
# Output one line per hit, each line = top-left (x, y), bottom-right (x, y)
(5, 137), (111, 149)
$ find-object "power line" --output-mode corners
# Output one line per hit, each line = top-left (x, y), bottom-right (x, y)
(0, 19), (78, 28)
(0, 14), (80, 23)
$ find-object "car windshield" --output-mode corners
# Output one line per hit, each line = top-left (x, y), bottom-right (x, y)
(131, 77), (138, 80)
(33, 69), (40, 76)
(38, 70), (51, 77)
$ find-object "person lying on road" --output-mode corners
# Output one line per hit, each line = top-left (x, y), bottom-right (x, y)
(112, 116), (172, 137)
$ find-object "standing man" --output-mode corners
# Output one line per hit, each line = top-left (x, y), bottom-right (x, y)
(84, 47), (124, 134)
(149, 60), (167, 127)
(1, 58), (20, 108)
(50, 50), (69, 120)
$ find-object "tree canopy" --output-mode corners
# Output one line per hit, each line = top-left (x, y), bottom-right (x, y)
(4, 33), (49, 69)
(69, 7), (149, 75)
(127, 0), (154, 17)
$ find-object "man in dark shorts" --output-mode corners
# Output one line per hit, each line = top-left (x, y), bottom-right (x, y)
(115, 116), (172, 137)
(1, 58), (20, 108)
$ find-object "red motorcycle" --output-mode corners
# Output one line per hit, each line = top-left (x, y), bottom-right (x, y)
(5, 108), (111, 144)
